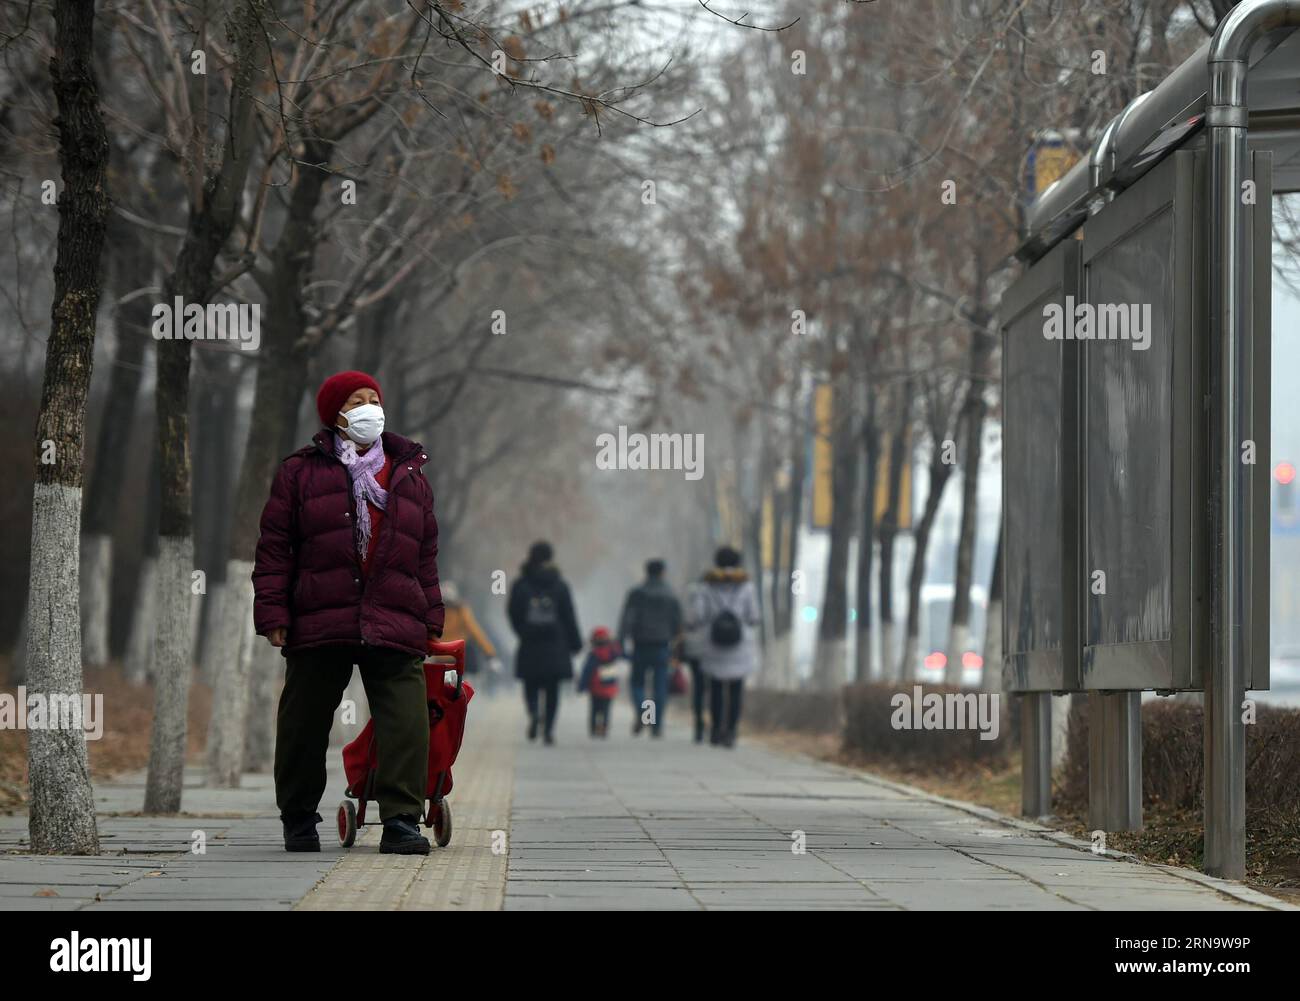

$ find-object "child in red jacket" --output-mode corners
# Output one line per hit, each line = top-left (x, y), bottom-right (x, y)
(576, 627), (623, 738)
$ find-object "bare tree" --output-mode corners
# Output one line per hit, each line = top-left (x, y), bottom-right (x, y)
(144, 0), (268, 813)
(26, 0), (111, 855)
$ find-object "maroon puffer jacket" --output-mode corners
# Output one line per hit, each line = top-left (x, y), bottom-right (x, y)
(252, 429), (444, 657)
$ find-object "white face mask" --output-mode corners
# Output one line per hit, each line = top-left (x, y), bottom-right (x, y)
(339, 403), (384, 445)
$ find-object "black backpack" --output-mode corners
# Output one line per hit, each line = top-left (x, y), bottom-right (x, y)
(525, 593), (559, 632)
(709, 595), (743, 648)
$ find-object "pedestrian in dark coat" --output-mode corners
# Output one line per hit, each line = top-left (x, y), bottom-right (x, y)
(508, 541), (582, 744)
(253, 370), (442, 856)
(618, 558), (682, 738)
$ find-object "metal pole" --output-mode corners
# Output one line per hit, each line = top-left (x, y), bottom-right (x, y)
(1086, 693), (1107, 831)
(1086, 692), (1142, 831)
(1106, 692), (1142, 831)
(1205, 0), (1300, 879)
(1021, 692), (1052, 818)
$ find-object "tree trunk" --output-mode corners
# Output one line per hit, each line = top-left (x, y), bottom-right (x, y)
(208, 140), (323, 786)
(207, 565), (254, 784)
(243, 639), (281, 773)
(812, 382), (858, 690)
(9, 604), (28, 686)
(26, 0), (110, 855)
(901, 454), (954, 681)
(124, 440), (161, 684)
(775, 403), (807, 688)
(877, 384), (911, 682)
(192, 353), (241, 680)
(80, 218), (151, 668)
(144, 0), (265, 813)
(946, 325), (994, 685)
(853, 385), (880, 682)
(981, 520), (1004, 693)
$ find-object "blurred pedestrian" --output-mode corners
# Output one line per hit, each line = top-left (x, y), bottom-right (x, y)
(686, 546), (760, 747)
(677, 580), (710, 743)
(618, 558), (683, 738)
(254, 370), (441, 856)
(439, 580), (501, 680)
(508, 541), (582, 744)
(576, 626), (623, 738)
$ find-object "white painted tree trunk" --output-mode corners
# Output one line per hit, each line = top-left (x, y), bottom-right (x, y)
(244, 639), (281, 772)
(945, 622), (971, 686)
(1051, 694), (1074, 770)
(880, 621), (896, 683)
(812, 637), (847, 692)
(79, 532), (111, 667)
(981, 599), (1003, 694)
(143, 534), (196, 813)
(196, 579), (227, 685)
(26, 484), (99, 854)
(205, 562), (254, 787)
(124, 557), (157, 684)
(768, 632), (793, 690)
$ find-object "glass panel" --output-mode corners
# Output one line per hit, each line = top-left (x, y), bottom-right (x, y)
(1269, 193), (1300, 703)
(1084, 206), (1175, 647)
(1005, 290), (1062, 656)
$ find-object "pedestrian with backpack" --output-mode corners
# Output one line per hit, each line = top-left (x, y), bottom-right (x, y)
(576, 626), (624, 738)
(618, 558), (683, 738)
(508, 541), (583, 744)
(686, 546), (760, 747)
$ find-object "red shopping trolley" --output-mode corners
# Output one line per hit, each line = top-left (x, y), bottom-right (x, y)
(337, 639), (474, 848)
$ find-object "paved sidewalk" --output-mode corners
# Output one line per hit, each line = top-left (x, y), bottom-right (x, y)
(296, 695), (516, 910)
(0, 767), (336, 910)
(503, 698), (1286, 911)
(0, 688), (1290, 910)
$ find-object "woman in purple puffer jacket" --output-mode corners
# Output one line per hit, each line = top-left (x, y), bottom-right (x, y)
(252, 370), (443, 856)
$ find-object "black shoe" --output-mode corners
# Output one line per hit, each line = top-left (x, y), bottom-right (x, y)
(527, 717), (538, 741)
(282, 812), (322, 852)
(694, 722), (705, 744)
(710, 731), (723, 746)
(723, 730), (737, 748)
(543, 731), (555, 745)
(632, 718), (643, 736)
(650, 726), (662, 739)
(380, 814), (431, 855)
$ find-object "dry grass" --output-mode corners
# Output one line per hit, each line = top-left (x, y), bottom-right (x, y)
(0, 662), (212, 812)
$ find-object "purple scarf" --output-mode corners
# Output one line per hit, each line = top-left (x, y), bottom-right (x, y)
(334, 434), (389, 558)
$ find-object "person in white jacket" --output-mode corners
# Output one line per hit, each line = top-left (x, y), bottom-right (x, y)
(686, 546), (760, 747)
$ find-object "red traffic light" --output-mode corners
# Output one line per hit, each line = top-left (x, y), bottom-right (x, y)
(1275, 462), (1296, 485)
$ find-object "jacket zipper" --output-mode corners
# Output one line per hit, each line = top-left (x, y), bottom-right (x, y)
(316, 434), (427, 646)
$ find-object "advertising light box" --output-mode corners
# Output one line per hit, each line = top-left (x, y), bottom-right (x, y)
(1002, 147), (1271, 693)
(1001, 239), (1082, 693)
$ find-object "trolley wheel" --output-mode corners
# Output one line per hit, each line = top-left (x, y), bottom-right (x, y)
(433, 799), (452, 847)
(337, 799), (357, 848)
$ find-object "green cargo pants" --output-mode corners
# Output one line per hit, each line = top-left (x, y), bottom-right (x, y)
(274, 644), (429, 823)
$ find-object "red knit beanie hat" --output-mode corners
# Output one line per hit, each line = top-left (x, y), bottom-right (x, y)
(316, 370), (382, 428)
